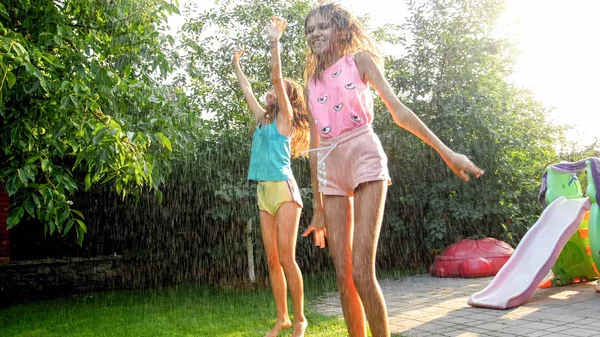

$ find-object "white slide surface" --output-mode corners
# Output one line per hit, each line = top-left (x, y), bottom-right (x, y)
(468, 197), (591, 309)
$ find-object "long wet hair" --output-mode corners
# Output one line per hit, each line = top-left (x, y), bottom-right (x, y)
(261, 78), (310, 159)
(303, 2), (382, 84)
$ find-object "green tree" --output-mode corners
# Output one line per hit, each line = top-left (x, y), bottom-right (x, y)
(0, 0), (182, 244)
(376, 0), (562, 258)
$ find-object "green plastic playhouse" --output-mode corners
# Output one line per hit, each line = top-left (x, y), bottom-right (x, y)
(544, 159), (600, 286)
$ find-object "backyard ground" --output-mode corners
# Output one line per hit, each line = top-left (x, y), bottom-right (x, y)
(313, 274), (600, 337)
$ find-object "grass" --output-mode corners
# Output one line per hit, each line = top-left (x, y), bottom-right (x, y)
(0, 271), (411, 337)
(0, 273), (338, 337)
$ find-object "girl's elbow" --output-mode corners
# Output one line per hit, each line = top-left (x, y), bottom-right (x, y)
(390, 111), (407, 127)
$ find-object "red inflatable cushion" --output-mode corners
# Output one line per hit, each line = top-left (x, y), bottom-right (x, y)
(429, 238), (514, 278)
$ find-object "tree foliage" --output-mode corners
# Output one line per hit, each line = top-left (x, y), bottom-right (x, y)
(377, 0), (562, 254)
(0, 0), (183, 244)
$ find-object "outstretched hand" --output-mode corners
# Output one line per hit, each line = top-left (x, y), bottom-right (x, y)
(445, 152), (484, 181)
(232, 46), (245, 64)
(266, 16), (288, 42)
(302, 211), (327, 248)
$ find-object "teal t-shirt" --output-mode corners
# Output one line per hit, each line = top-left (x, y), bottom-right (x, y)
(248, 121), (293, 181)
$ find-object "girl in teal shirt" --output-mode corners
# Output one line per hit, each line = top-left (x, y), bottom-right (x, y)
(233, 17), (310, 337)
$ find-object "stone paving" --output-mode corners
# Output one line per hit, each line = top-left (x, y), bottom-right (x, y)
(312, 274), (600, 337)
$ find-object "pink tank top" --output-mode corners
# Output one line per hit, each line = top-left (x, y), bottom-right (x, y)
(307, 54), (374, 139)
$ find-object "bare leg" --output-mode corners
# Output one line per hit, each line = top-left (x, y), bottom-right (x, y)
(276, 202), (307, 337)
(352, 181), (389, 337)
(323, 195), (367, 337)
(260, 210), (292, 337)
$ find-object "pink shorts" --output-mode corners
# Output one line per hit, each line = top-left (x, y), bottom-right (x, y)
(315, 125), (391, 196)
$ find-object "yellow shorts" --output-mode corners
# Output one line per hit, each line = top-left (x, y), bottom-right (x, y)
(257, 179), (303, 216)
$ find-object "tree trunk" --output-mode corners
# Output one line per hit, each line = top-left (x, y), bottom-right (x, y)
(246, 219), (255, 282)
(0, 184), (10, 264)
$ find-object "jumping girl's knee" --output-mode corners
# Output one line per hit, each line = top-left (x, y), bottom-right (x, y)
(264, 253), (281, 269)
(352, 266), (376, 289)
(277, 253), (296, 269)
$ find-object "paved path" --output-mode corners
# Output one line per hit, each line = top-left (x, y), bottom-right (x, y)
(312, 274), (600, 337)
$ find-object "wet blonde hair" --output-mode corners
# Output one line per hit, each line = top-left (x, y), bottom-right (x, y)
(262, 78), (310, 159)
(303, 2), (381, 83)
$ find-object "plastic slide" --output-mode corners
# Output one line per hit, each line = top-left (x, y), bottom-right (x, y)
(468, 196), (591, 309)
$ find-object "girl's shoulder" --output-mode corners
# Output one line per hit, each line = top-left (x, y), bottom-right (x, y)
(353, 52), (380, 80)
(353, 52), (374, 65)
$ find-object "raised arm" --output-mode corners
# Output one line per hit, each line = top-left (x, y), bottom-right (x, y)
(232, 47), (265, 121)
(267, 17), (294, 137)
(355, 52), (484, 181)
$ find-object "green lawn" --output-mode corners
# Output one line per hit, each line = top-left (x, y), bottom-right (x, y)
(0, 273), (335, 337)
(0, 272), (409, 337)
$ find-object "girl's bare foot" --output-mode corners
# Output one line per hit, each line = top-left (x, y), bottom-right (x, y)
(291, 319), (308, 337)
(265, 319), (292, 337)
(596, 282), (600, 293)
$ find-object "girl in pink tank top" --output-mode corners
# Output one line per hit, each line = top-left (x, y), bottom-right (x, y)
(301, 4), (485, 337)
(307, 54), (374, 138)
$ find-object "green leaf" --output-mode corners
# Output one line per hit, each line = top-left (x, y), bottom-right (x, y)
(57, 25), (66, 37)
(6, 175), (19, 195)
(76, 226), (84, 246)
(71, 209), (84, 219)
(19, 0), (30, 11)
(155, 189), (163, 204)
(24, 61), (35, 74)
(39, 186), (48, 203)
(151, 162), (161, 190)
(143, 161), (153, 176)
(0, 3), (9, 18)
(92, 127), (108, 145)
(84, 173), (91, 191)
(41, 52), (63, 68)
(10, 127), (18, 144)
(46, 199), (54, 216)
(63, 219), (74, 236)
(25, 81), (39, 94)
(60, 96), (70, 109)
(48, 218), (56, 235)
(26, 154), (42, 164)
(32, 69), (49, 91)
(24, 197), (36, 217)
(12, 42), (27, 56)
(54, 125), (67, 139)
(41, 159), (51, 172)
(6, 71), (16, 88)
(23, 165), (36, 181)
(70, 95), (79, 108)
(155, 132), (172, 151)
(18, 169), (28, 185)
(57, 209), (69, 228)
(63, 176), (77, 191)
(32, 193), (41, 208)
(108, 119), (121, 131)
(73, 152), (85, 170)
(75, 219), (87, 245)
(7, 207), (24, 228)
